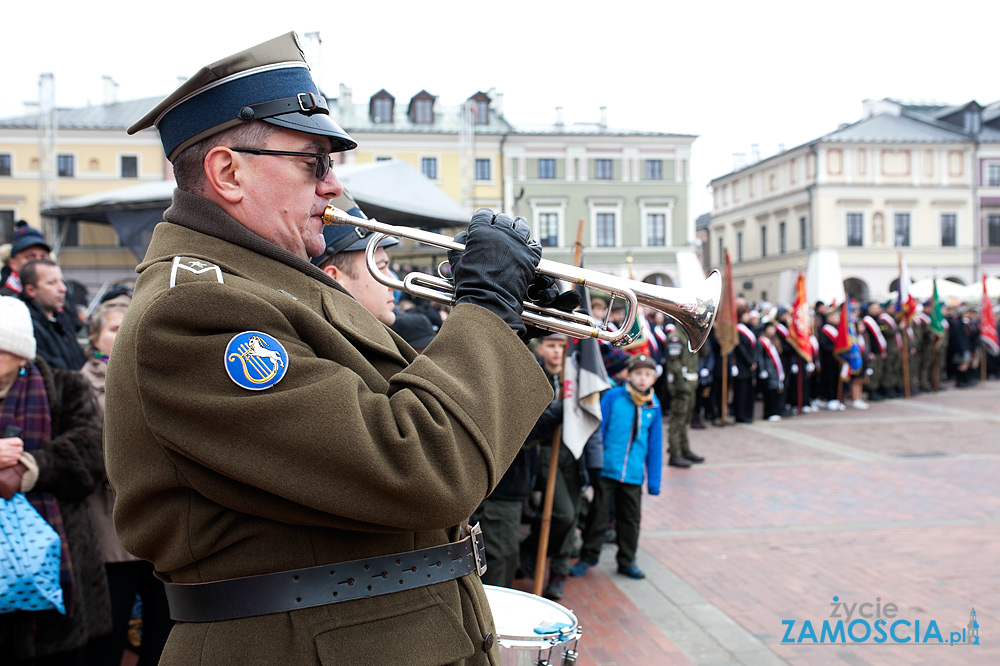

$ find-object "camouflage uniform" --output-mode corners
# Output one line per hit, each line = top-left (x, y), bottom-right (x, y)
(666, 326), (705, 458)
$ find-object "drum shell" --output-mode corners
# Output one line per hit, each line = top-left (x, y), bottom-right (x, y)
(484, 585), (582, 666)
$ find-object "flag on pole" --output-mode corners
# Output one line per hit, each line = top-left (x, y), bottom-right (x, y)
(897, 253), (917, 328)
(980, 273), (999, 357)
(788, 271), (813, 362)
(562, 281), (613, 459)
(716, 250), (739, 357)
(834, 300), (863, 380)
(929, 278), (946, 340)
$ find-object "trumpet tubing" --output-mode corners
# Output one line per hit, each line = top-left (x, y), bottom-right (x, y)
(323, 205), (720, 351)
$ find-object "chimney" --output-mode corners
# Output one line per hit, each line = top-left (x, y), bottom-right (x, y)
(338, 83), (353, 119)
(750, 143), (760, 163)
(778, 143), (785, 153)
(599, 106), (607, 128)
(491, 91), (504, 117)
(102, 75), (119, 106)
(555, 106), (564, 126)
(733, 152), (747, 171)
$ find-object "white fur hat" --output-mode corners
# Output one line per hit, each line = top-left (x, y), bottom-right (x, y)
(0, 296), (36, 361)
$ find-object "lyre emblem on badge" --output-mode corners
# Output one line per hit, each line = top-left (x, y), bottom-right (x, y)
(225, 331), (289, 390)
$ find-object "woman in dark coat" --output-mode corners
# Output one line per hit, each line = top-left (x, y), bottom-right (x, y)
(0, 295), (111, 664)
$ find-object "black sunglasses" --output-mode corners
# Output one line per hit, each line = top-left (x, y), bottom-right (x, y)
(231, 148), (333, 180)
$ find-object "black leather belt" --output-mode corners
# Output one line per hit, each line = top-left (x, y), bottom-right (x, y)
(164, 523), (487, 622)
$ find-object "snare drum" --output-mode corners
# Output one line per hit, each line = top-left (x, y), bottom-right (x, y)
(483, 585), (582, 666)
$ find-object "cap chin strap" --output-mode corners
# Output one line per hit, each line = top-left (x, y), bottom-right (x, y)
(237, 93), (329, 121)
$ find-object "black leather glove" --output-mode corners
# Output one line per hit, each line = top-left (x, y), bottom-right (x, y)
(521, 274), (584, 341)
(448, 209), (541, 336)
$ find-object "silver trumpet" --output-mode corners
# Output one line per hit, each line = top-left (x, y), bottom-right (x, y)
(323, 205), (721, 351)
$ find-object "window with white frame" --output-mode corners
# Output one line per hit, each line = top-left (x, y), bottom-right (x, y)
(595, 159), (613, 180)
(475, 158), (491, 181)
(760, 225), (768, 257)
(717, 236), (723, 266)
(894, 213), (911, 247)
(421, 157), (438, 180)
(121, 155), (138, 178)
(413, 98), (433, 124)
(596, 213), (616, 246)
(646, 213), (666, 246)
(779, 220), (787, 254)
(538, 212), (559, 247)
(988, 164), (1000, 187)
(0, 154), (10, 177)
(941, 213), (957, 247)
(988, 215), (1000, 247)
(847, 212), (864, 246)
(799, 216), (807, 250)
(372, 96), (393, 124)
(538, 158), (555, 179)
(57, 154), (74, 177)
(737, 230), (744, 262)
(645, 159), (662, 180)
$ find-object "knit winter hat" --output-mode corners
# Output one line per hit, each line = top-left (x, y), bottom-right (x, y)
(0, 296), (37, 361)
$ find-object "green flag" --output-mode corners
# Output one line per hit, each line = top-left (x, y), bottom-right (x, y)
(929, 278), (945, 339)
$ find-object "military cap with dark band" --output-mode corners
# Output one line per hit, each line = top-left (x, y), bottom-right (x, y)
(128, 32), (356, 161)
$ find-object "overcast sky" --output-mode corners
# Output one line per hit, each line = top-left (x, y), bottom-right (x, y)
(4, 1), (998, 222)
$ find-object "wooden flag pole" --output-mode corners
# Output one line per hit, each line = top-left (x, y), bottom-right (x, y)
(721, 353), (730, 424)
(532, 219), (586, 597)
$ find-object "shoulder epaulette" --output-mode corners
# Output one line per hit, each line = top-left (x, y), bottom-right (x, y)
(169, 256), (224, 288)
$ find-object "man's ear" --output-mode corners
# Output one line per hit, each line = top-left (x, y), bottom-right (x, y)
(23, 283), (36, 300)
(203, 147), (243, 203)
(321, 265), (339, 281)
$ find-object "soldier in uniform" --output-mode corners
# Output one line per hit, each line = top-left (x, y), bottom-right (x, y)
(877, 302), (904, 397)
(665, 323), (706, 467)
(103, 33), (555, 666)
(861, 302), (887, 400)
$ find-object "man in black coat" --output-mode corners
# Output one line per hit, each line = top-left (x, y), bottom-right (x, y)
(19, 259), (86, 371)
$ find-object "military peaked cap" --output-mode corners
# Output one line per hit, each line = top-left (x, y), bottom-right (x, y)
(129, 32), (356, 161)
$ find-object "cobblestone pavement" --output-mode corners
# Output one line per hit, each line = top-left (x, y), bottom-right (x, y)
(513, 381), (999, 665)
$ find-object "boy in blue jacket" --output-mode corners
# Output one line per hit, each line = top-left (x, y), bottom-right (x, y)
(570, 353), (662, 579)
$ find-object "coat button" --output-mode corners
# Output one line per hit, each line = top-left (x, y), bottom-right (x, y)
(482, 632), (495, 651)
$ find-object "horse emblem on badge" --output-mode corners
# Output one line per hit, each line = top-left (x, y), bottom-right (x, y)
(225, 331), (289, 390)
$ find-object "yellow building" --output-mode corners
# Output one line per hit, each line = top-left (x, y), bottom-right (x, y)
(0, 95), (165, 289)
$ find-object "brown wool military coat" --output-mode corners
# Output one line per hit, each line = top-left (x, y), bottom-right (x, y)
(104, 190), (553, 665)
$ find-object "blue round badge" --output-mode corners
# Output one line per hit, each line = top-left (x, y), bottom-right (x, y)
(224, 331), (289, 391)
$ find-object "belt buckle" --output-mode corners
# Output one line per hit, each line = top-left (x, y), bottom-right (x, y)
(470, 522), (487, 576)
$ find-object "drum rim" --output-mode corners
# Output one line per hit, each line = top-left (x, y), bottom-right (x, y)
(483, 584), (580, 643)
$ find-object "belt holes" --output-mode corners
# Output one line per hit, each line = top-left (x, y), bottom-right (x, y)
(400, 579), (405, 584)
(423, 554), (428, 559)
(367, 585), (372, 591)
(364, 565), (369, 571)
(332, 591), (338, 597)
(434, 561), (442, 567)
(329, 570), (335, 576)
(293, 575), (299, 581)
(396, 559), (401, 564)
(410, 566), (417, 573)
(373, 571), (387, 579)
(296, 597), (302, 603)
(450, 568), (455, 573)
(426, 574), (432, 579)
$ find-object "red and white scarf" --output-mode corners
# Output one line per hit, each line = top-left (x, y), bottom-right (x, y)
(737, 323), (757, 346)
(760, 336), (785, 384)
(862, 315), (887, 356)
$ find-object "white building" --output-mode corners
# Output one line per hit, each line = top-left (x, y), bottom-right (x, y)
(705, 98), (1000, 305)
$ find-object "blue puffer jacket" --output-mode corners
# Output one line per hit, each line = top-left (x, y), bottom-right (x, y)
(598, 386), (662, 495)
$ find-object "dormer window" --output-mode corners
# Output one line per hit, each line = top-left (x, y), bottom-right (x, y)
(370, 90), (395, 124)
(467, 92), (491, 125)
(964, 110), (981, 134)
(409, 91), (436, 125)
